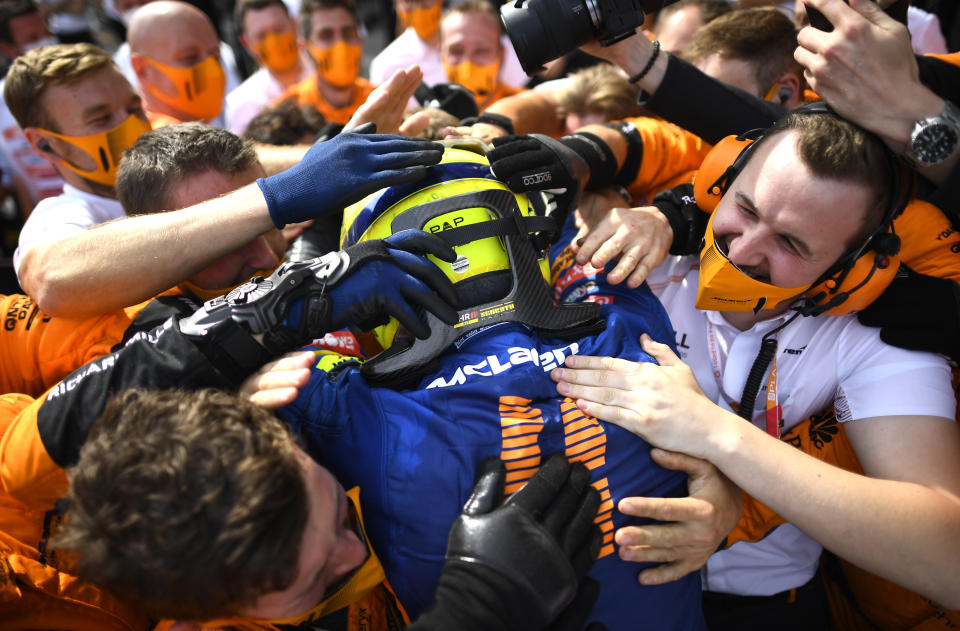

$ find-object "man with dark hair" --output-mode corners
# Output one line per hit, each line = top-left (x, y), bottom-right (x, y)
(370, 0), (527, 91)
(439, 0), (521, 112)
(117, 122), (261, 216)
(226, 0), (312, 135)
(244, 100), (328, 145)
(0, 0), (62, 211)
(276, 0), (374, 126)
(652, 0), (732, 54)
(683, 8), (805, 107)
(530, 108), (960, 627)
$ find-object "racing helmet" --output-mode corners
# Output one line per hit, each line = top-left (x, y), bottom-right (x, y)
(341, 139), (601, 385)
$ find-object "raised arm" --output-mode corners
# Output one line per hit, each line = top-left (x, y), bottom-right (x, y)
(20, 133), (444, 318)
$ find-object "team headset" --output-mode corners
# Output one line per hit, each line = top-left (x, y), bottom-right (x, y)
(691, 101), (911, 318)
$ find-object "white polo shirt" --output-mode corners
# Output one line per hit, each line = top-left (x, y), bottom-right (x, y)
(14, 184), (125, 278)
(225, 62), (312, 136)
(647, 254), (956, 595)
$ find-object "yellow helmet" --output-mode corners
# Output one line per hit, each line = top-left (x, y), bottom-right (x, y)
(341, 140), (601, 385)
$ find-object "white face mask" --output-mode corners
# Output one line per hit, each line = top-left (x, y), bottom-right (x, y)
(22, 36), (58, 53)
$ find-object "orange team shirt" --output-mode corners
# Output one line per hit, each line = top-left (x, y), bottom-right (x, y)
(621, 116), (712, 205)
(276, 76), (375, 125)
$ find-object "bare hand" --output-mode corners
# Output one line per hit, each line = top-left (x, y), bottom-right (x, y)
(437, 122), (508, 145)
(238, 351), (315, 409)
(572, 199), (672, 288)
(345, 65), (423, 136)
(616, 449), (743, 585)
(551, 334), (719, 455)
(794, 0), (943, 150)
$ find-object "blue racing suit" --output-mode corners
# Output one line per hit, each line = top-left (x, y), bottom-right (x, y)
(279, 217), (706, 630)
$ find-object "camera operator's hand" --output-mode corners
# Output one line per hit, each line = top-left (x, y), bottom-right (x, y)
(408, 453), (603, 631)
(857, 266), (960, 364)
(580, 33), (668, 95)
(256, 131), (444, 227)
(179, 231), (458, 381)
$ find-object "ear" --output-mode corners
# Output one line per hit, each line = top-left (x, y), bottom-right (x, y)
(22, 127), (61, 164)
(129, 52), (148, 79)
(777, 73), (803, 109)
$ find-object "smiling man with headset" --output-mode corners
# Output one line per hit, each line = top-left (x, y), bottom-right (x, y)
(492, 105), (960, 629)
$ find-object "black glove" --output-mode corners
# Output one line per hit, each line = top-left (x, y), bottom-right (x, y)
(415, 82), (478, 120)
(408, 453), (602, 631)
(179, 230), (459, 381)
(857, 266), (960, 363)
(488, 134), (591, 230)
(651, 183), (710, 256)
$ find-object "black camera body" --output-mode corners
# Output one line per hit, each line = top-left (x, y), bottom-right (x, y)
(500, 0), (667, 74)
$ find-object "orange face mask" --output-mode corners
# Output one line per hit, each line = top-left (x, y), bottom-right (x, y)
(309, 41), (362, 89)
(142, 55), (226, 121)
(444, 58), (501, 100)
(192, 487), (387, 630)
(398, 2), (442, 40)
(696, 213), (808, 314)
(254, 31), (300, 74)
(37, 114), (152, 186)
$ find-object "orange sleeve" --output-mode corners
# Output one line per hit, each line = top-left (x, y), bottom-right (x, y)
(924, 52), (960, 68)
(622, 116), (712, 204)
(893, 199), (960, 282)
(0, 390), (66, 508)
(0, 294), (143, 398)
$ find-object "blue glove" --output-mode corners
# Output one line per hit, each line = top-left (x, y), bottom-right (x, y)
(257, 132), (444, 227)
(178, 230), (458, 381)
(326, 230), (459, 338)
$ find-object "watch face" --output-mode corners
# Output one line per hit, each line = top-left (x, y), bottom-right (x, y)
(913, 122), (959, 165)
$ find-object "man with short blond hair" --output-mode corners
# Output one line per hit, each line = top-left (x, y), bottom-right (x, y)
(5, 43), (151, 295)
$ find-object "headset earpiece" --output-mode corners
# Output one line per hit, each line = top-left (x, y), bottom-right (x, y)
(778, 88), (793, 105)
(38, 139), (54, 153)
(695, 101), (911, 317)
(692, 132), (758, 214)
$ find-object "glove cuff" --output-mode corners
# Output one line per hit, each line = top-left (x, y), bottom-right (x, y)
(652, 184), (708, 256)
(560, 132), (617, 191)
(256, 176), (287, 229)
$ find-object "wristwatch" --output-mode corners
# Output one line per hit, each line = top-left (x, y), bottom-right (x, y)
(903, 100), (960, 167)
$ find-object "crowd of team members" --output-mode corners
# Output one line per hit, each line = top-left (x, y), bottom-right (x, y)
(0, 0), (958, 630)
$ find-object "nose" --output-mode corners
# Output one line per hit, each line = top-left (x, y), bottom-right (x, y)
(724, 227), (767, 270)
